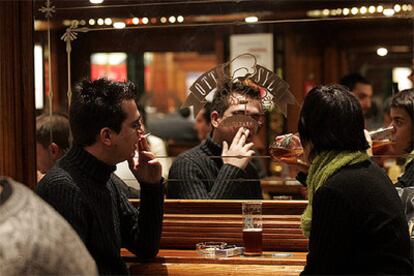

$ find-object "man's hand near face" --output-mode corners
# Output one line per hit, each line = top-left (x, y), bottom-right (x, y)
(222, 127), (255, 170)
(128, 137), (162, 184)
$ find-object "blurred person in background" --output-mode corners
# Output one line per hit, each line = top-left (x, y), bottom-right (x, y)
(194, 102), (212, 141)
(36, 113), (70, 180)
(340, 73), (379, 129)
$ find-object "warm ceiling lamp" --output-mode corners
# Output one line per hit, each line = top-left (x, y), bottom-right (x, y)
(377, 47), (388, 57)
(90, 0), (104, 4)
(245, 16), (258, 23)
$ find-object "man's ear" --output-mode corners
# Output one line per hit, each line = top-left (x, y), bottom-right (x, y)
(99, 127), (113, 146)
(210, 111), (221, 128)
(48, 143), (60, 159)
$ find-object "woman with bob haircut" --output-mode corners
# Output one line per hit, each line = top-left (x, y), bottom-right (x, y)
(298, 85), (412, 275)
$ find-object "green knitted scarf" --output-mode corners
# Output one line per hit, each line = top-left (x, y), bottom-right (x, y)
(301, 150), (369, 237)
(404, 149), (414, 167)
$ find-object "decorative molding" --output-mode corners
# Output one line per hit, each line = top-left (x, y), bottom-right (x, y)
(61, 22), (89, 106)
(39, 0), (55, 119)
(38, 0), (55, 19)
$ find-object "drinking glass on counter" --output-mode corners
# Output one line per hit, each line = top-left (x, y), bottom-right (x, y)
(242, 201), (262, 256)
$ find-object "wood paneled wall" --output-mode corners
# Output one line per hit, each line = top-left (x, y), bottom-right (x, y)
(0, 1), (36, 188)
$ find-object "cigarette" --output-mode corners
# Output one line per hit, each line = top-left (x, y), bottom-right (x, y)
(143, 132), (151, 138)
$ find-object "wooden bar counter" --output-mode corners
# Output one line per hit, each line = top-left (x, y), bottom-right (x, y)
(124, 199), (308, 275)
(122, 249), (306, 275)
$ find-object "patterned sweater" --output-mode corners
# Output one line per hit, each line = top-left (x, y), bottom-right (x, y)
(35, 146), (164, 275)
(0, 177), (97, 275)
(167, 138), (263, 199)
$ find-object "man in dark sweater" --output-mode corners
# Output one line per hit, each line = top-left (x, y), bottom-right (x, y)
(167, 79), (263, 199)
(36, 79), (164, 275)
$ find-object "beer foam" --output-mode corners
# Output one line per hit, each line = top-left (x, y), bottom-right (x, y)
(243, 228), (262, 232)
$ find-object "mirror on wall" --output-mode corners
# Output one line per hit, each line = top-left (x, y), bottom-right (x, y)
(33, 0), (414, 199)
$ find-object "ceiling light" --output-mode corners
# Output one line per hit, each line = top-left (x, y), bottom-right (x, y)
(89, 0), (103, 4)
(113, 22), (125, 29)
(368, 6), (376, 14)
(62, 20), (71, 26)
(245, 16), (258, 23)
(351, 7), (358, 15)
(383, 9), (395, 17)
(394, 4), (401, 12)
(360, 6), (367, 14)
(142, 17), (149, 24)
(402, 4), (408, 11)
(376, 5), (384, 13)
(97, 18), (104, 25)
(408, 4), (412, 11)
(322, 9), (329, 16)
(132, 17), (139, 25)
(104, 18), (112, 25)
(342, 8), (350, 16)
(307, 10), (321, 17)
(160, 17), (167, 23)
(177, 15), (184, 23)
(150, 18), (157, 24)
(79, 20), (86, 26)
(89, 19), (95, 25)
(377, 47), (388, 57)
(168, 16), (176, 23)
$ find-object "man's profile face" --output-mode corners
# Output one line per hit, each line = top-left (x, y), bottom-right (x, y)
(111, 100), (143, 164)
(390, 107), (413, 155)
(216, 93), (263, 143)
(353, 83), (373, 115)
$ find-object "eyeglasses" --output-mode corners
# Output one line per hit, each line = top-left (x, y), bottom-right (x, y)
(230, 111), (265, 125)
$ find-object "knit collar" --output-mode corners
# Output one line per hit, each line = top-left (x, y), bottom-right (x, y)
(201, 138), (222, 156)
(64, 145), (117, 184)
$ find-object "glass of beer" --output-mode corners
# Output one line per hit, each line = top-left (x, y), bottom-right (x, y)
(242, 201), (263, 256)
(269, 133), (303, 162)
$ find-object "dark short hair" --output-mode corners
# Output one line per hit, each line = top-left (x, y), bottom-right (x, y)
(36, 113), (71, 151)
(298, 84), (369, 159)
(339, 73), (371, 91)
(391, 88), (414, 123)
(70, 78), (137, 146)
(210, 78), (260, 116)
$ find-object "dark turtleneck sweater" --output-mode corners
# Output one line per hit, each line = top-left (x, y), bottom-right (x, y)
(35, 146), (164, 275)
(167, 138), (263, 199)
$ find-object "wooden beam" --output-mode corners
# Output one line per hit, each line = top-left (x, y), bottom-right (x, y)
(0, 1), (36, 188)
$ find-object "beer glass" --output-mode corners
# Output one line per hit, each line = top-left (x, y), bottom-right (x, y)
(368, 126), (395, 155)
(269, 133), (303, 162)
(242, 201), (263, 256)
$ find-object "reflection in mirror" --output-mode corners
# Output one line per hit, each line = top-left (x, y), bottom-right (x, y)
(34, 0), (413, 199)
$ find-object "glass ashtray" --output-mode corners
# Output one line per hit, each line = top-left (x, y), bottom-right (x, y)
(196, 242), (227, 257)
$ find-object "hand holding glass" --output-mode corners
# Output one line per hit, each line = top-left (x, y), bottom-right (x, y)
(269, 133), (304, 161)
